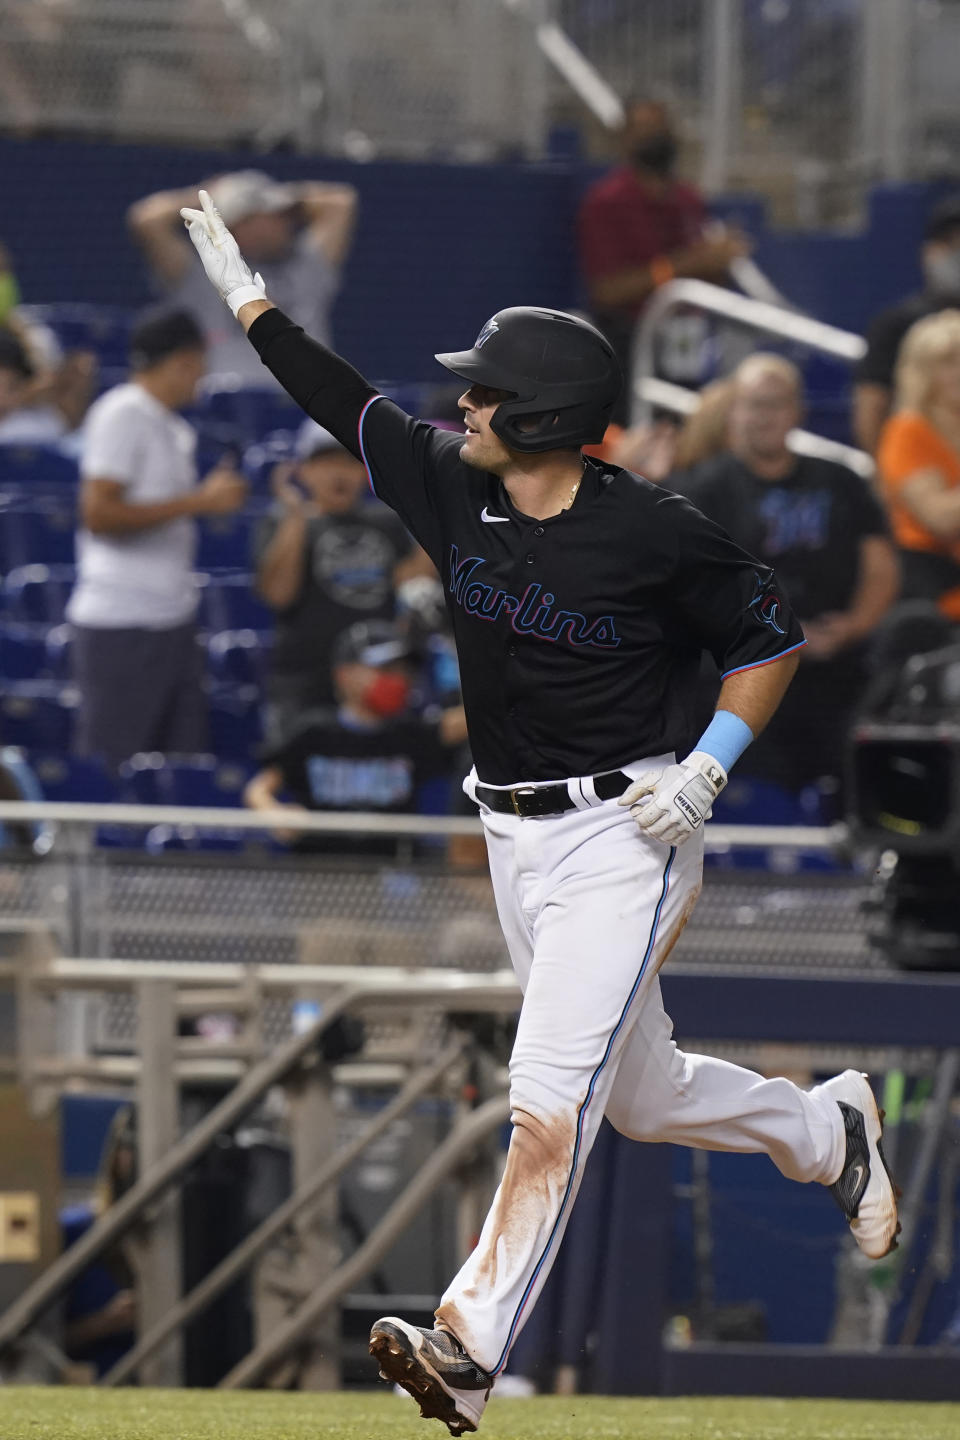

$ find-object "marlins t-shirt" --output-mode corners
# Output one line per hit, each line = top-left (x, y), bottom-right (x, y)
(272, 711), (451, 812)
(256, 505), (415, 708)
(668, 453), (889, 619)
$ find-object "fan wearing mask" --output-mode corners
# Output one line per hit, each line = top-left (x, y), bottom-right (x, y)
(244, 620), (466, 853)
(577, 98), (749, 423)
(855, 194), (960, 456)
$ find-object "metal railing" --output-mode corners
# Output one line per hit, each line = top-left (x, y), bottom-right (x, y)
(631, 276), (867, 427)
(0, 936), (519, 1386)
(0, 799), (845, 852)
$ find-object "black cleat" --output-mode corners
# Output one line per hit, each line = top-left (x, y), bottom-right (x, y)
(370, 1316), (492, 1436)
(823, 1070), (901, 1259)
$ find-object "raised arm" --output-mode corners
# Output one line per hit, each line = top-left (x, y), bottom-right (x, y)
(128, 186), (200, 286)
(180, 190), (374, 457)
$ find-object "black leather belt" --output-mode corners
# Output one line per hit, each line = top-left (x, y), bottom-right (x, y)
(474, 769), (632, 818)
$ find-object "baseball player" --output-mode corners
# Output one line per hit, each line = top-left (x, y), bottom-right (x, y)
(181, 192), (899, 1436)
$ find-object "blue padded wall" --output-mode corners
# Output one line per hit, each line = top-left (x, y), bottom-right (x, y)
(1, 136), (952, 384)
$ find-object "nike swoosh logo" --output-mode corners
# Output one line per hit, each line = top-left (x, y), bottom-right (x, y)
(481, 507), (510, 524)
(851, 1164), (866, 1192)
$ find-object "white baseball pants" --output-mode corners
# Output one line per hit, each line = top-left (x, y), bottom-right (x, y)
(435, 762), (847, 1376)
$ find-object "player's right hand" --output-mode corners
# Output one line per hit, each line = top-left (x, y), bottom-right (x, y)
(180, 189), (267, 317)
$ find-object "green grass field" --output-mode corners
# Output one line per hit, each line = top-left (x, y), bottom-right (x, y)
(0, 1390), (954, 1440)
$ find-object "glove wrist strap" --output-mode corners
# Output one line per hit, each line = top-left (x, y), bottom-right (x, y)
(226, 284), (266, 318)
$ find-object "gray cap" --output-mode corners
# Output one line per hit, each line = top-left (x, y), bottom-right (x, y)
(207, 169), (295, 227)
(295, 418), (346, 460)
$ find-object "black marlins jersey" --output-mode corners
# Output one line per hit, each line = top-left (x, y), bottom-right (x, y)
(357, 398), (805, 786)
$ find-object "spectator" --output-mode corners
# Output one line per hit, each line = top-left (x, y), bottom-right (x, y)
(0, 327), (67, 444)
(855, 194), (960, 455)
(128, 170), (357, 388)
(596, 375), (737, 480)
(877, 309), (960, 621)
(577, 98), (748, 423)
(67, 307), (246, 766)
(256, 418), (432, 746)
(244, 620), (467, 853)
(670, 353), (900, 792)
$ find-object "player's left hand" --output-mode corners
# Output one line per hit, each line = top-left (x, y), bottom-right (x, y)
(180, 189), (266, 317)
(618, 750), (727, 846)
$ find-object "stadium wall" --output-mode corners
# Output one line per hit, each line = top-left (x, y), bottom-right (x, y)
(0, 137), (944, 383)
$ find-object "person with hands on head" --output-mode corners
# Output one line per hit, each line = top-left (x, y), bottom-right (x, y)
(181, 189), (899, 1438)
(129, 169), (357, 388)
(67, 306), (246, 766)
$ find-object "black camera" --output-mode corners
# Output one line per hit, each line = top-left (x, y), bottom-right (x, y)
(848, 643), (960, 970)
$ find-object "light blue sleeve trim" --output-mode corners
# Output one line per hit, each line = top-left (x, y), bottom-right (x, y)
(720, 638), (806, 681)
(357, 393), (388, 497)
(695, 709), (755, 773)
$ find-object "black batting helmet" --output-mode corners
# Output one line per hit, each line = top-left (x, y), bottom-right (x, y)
(435, 306), (622, 454)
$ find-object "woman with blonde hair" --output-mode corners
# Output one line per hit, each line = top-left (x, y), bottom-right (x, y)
(877, 308), (960, 618)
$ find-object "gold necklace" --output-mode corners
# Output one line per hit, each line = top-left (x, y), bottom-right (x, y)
(561, 470), (584, 511)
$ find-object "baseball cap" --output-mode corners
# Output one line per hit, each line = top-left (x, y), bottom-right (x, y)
(925, 194), (960, 243)
(129, 307), (205, 368)
(207, 170), (295, 228)
(332, 621), (414, 669)
(295, 417), (348, 461)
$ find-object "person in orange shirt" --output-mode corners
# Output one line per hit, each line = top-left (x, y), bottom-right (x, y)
(878, 309), (960, 621)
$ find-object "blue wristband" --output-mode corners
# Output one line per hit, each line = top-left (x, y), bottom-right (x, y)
(695, 710), (754, 774)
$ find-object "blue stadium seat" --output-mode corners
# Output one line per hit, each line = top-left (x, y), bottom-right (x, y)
(120, 751), (251, 808)
(0, 681), (78, 749)
(207, 685), (262, 759)
(0, 623), (50, 680)
(44, 624), (72, 680)
(189, 388), (301, 449)
(241, 431), (297, 493)
(23, 303), (132, 370)
(206, 629), (272, 687)
(196, 570), (272, 631)
(143, 824), (245, 855)
(0, 444), (79, 490)
(32, 753), (118, 802)
(3, 565), (74, 623)
(0, 497), (76, 568)
(195, 509), (259, 570)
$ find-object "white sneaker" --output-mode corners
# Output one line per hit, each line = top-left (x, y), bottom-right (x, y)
(821, 1070), (901, 1260)
(370, 1316), (492, 1436)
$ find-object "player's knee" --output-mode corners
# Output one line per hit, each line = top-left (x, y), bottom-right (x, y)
(509, 1103), (577, 1171)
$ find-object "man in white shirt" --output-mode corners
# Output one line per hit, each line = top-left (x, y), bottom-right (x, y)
(127, 169), (356, 389)
(67, 308), (247, 764)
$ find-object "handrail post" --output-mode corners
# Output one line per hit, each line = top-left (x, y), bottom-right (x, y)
(135, 980), (182, 1386)
(256, 1036), (340, 1389)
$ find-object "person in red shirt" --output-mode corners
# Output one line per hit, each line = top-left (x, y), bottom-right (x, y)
(578, 99), (748, 422)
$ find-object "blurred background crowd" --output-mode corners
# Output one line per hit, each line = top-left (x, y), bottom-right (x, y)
(4, 0), (960, 1391)
(0, 1), (959, 856)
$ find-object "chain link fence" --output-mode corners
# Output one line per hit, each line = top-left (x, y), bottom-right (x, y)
(0, 1), (954, 222)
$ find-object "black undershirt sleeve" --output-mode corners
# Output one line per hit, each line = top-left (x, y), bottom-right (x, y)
(246, 307), (376, 460)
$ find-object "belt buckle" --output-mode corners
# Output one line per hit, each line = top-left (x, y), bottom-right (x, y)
(510, 785), (538, 817)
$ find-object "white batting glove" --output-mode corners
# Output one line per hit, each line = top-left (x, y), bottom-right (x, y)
(618, 751), (727, 846)
(179, 189), (266, 317)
